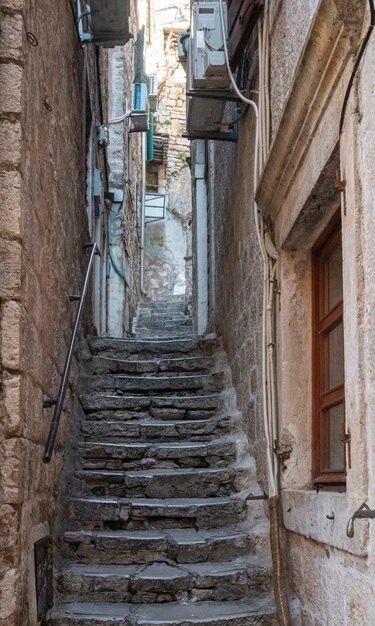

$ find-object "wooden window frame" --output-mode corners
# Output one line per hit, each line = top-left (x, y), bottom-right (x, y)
(312, 212), (346, 487)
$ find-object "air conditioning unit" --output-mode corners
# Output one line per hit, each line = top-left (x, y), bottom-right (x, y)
(148, 74), (158, 113)
(129, 83), (149, 133)
(190, 1), (230, 90)
(89, 0), (132, 47)
(184, 2), (237, 140)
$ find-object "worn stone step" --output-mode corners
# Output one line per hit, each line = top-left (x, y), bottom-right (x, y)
(56, 557), (272, 603)
(51, 597), (278, 625)
(88, 337), (218, 360)
(81, 415), (237, 442)
(79, 435), (246, 471)
(75, 461), (255, 498)
(69, 496), (247, 529)
(91, 355), (215, 376)
(63, 522), (266, 565)
(135, 317), (192, 326)
(81, 393), (225, 414)
(87, 373), (224, 395)
(138, 306), (186, 312)
(82, 404), (232, 424)
(139, 300), (186, 307)
(134, 325), (192, 334)
(134, 331), (193, 338)
(135, 333), (193, 340)
(136, 313), (190, 321)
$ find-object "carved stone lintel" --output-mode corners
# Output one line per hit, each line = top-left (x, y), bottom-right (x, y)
(255, 0), (365, 223)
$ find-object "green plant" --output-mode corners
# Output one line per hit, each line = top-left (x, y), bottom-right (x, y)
(177, 150), (189, 160)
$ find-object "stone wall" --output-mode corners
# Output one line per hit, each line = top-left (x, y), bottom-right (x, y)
(256, 2), (375, 624)
(206, 118), (266, 489)
(0, 1), (105, 622)
(205, 0), (375, 623)
(106, 1), (142, 337)
(144, 0), (192, 301)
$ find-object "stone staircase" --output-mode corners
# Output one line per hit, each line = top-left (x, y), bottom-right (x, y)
(49, 299), (279, 625)
(132, 299), (192, 339)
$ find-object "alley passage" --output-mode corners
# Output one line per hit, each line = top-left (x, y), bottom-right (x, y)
(50, 298), (277, 625)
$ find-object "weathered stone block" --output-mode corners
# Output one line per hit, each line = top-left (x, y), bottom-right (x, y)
(0, 64), (22, 114)
(21, 376), (43, 442)
(0, 13), (23, 60)
(0, 170), (21, 237)
(0, 0), (23, 10)
(0, 122), (21, 168)
(20, 315), (42, 381)
(0, 505), (19, 566)
(3, 375), (22, 436)
(0, 567), (20, 623)
(0, 239), (21, 298)
(0, 437), (23, 503)
(1, 300), (21, 370)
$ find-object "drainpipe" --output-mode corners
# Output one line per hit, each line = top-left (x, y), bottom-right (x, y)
(140, 132), (148, 297)
(194, 140), (208, 336)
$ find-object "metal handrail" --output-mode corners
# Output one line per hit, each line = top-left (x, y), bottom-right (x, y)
(42, 242), (100, 463)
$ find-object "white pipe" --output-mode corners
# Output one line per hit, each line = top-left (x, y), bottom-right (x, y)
(140, 133), (148, 297)
(195, 140), (209, 336)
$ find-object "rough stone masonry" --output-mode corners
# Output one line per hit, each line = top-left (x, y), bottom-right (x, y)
(0, 1), (106, 623)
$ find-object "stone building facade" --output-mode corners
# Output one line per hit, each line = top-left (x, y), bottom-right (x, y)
(106, 4), (142, 336)
(0, 0), (142, 623)
(143, 0), (192, 301)
(194, 0), (375, 624)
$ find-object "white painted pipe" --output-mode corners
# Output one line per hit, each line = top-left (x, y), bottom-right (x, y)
(194, 140), (208, 336)
(140, 132), (148, 297)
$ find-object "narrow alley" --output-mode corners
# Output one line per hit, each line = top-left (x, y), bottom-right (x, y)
(1, 1), (375, 625)
(52, 297), (278, 623)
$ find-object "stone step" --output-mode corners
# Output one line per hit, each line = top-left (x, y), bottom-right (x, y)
(135, 312), (188, 321)
(139, 300), (186, 307)
(88, 337), (218, 360)
(134, 325), (192, 333)
(87, 373), (224, 395)
(63, 522), (267, 565)
(56, 557), (272, 603)
(50, 597), (277, 625)
(135, 317), (192, 326)
(81, 393), (225, 414)
(136, 313), (190, 321)
(69, 495), (247, 529)
(75, 461), (255, 498)
(135, 327), (192, 341)
(79, 435), (246, 471)
(82, 404), (230, 423)
(81, 415), (237, 442)
(91, 355), (215, 376)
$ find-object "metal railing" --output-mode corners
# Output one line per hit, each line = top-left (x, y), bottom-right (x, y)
(42, 242), (100, 463)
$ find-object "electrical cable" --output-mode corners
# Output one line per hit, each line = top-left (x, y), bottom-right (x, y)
(108, 112), (131, 124)
(68, 0), (81, 38)
(107, 211), (128, 284)
(204, 30), (223, 52)
(339, 0), (375, 134)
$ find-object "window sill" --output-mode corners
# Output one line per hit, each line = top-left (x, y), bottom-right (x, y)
(282, 488), (369, 556)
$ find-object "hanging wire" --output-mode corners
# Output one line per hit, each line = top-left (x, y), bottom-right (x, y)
(339, 0), (375, 133)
